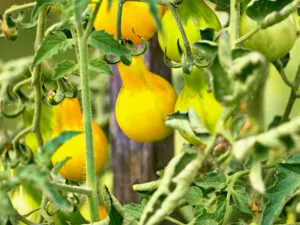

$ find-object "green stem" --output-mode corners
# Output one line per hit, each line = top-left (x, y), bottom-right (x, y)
(167, 2), (193, 74)
(116, 0), (123, 41)
(11, 127), (32, 149)
(229, 0), (238, 49)
(4, 2), (36, 15)
(282, 65), (300, 122)
(235, 26), (261, 46)
(165, 216), (186, 225)
(83, 0), (103, 40)
(52, 183), (92, 195)
(13, 78), (32, 94)
(32, 8), (47, 153)
(37, 196), (47, 223)
(73, 0), (100, 222)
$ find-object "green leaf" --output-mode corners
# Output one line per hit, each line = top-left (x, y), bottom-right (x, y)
(89, 59), (113, 75)
(146, 0), (162, 35)
(103, 186), (124, 225)
(36, 131), (81, 166)
(166, 109), (211, 145)
(31, 0), (63, 21)
(261, 163), (300, 225)
(0, 191), (17, 217)
(15, 165), (71, 212)
(185, 186), (203, 206)
(209, 55), (233, 103)
(196, 196), (227, 224)
(89, 31), (129, 57)
(32, 31), (75, 67)
(53, 60), (79, 80)
(123, 203), (144, 220)
(194, 170), (226, 190)
(231, 185), (252, 214)
(246, 0), (293, 21)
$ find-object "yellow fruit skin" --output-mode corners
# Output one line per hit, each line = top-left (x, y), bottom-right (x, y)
(51, 98), (108, 182)
(116, 56), (177, 142)
(240, 13), (297, 61)
(174, 68), (222, 146)
(158, 0), (221, 62)
(93, 0), (163, 45)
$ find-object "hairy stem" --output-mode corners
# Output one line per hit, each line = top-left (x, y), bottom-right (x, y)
(282, 65), (300, 122)
(32, 8), (47, 152)
(73, 0), (100, 221)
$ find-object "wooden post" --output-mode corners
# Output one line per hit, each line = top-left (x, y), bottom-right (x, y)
(109, 35), (174, 204)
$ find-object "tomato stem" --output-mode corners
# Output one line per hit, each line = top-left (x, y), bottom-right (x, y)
(116, 0), (123, 41)
(282, 65), (300, 122)
(73, 0), (100, 222)
(32, 7), (47, 153)
(83, 0), (103, 41)
(229, 0), (239, 49)
(167, 2), (193, 74)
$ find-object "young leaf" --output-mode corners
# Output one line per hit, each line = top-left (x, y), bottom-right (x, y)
(261, 163), (300, 225)
(231, 185), (252, 214)
(35, 131), (81, 166)
(194, 170), (226, 190)
(15, 165), (71, 212)
(246, 0), (293, 21)
(89, 59), (113, 75)
(103, 186), (124, 225)
(31, 0), (63, 21)
(185, 186), (203, 206)
(53, 60), (79, 80)
(32, 31), (75, 67)
(89, 31), (129, 57)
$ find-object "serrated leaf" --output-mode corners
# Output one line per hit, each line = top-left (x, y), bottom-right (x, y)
(31, 0), (63, 21)
(286, 153), (300, 164)
(196, 196), (227, 224)
(36, 131), (81, 166)
(103, 186), (124, 225)
(89, 59), (113, 75)
(194, 170), (226, 190)
(261, 163), (300, 225)
(185, 186), (203, 206)
(0, 191), (17, 217)
(209, 55), (233, 103)
(53, 60), (79, 80)
(166, 109), (211, 145)
(89, 30), (129, 57)
(123, 203), (144, 220)
(246, 0), (292, 21)
(15, 165), (71, 212)
(32, 31), (74, 67)
(231, 185), (252, 214)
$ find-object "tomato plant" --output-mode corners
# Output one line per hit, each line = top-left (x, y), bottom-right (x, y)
(1, 0), (300, 225)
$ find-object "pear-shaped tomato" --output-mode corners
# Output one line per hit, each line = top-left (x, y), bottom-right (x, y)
(115, 56), (177, 142)
(174, 68), (222, 145)
(51, 98), (108, 182)
(158, 0), (221, 62)
(93, 0), (165, 45)
(240, 12), (297, 61)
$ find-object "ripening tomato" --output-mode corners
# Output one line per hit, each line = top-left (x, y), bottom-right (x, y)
(93, 0), (165, 45)
(158, 0), (221, 62)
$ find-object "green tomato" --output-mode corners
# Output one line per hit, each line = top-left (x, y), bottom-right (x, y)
(240, 12), (297, 61)
(158, 0), (221, 62)
(10, 184), (41, 225)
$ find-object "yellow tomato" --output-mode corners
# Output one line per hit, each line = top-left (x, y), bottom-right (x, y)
(174, 68), (222, 145)
(80, 202), (107, 222)
(51, 98), (108, 182)
(158, 0), (221, 62)
(115, 56), (177, 142)
(93, 0), (164, 45)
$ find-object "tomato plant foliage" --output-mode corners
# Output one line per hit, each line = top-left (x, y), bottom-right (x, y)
(1, 0), (300, 225)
